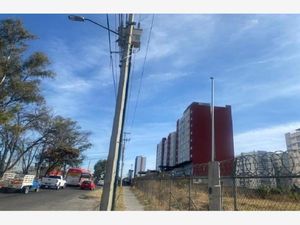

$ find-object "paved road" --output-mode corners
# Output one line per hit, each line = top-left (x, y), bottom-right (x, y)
(0, 186), (101, 211)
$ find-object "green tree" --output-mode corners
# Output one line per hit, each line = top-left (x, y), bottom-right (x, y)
(0, 19), (54, 178)
(94, 159), (107, 181)
(0, 19), (54, 124)
(41, 116), (92, 176)
(0, 105), (53, 177)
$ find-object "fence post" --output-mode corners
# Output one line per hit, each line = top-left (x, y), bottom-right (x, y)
(159, 178), (162, 206)
(147, 178), (149, 200)
(233, 177), (238, 210)
(220, 180), (223, 210)
(189, 174), (191, 210)
(169, 177), (172, 210)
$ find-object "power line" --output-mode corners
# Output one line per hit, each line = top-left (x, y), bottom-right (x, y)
(130, 14), (155, 129)
(124, 45), (137, 130)
(106, 14), (117, 100)
(114, 14), (119, 90)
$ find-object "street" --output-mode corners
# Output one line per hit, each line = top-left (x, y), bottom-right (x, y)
(0, 187), (101, 211)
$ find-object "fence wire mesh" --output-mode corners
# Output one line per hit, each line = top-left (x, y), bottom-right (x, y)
(132, 150), (300, 211)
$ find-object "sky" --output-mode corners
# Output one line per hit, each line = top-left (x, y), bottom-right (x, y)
(1, 14), (300, 175)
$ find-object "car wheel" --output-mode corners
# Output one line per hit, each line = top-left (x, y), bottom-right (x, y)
(23, 187), (29, 194)
(56, 185), (60, 190)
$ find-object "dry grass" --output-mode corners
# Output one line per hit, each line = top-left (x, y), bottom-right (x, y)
(131, 186), (166, 210)
(115, 187), (126, 210)
(133, 179), (300, 211)
(82, 188), (102, 200)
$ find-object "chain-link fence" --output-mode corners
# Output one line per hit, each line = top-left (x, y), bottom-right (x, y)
(133, 150), (300, 210)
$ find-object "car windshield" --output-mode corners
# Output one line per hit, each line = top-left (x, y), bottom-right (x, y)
(83, 181), (91, 184)
(81, 173), (91, 178)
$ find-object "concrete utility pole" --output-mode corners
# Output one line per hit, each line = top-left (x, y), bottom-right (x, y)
(100, 14), (140, 211)
(208, 77), (222, 211)
(120, 132), (130, 187)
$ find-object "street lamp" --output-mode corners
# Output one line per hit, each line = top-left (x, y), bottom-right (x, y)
(68, 15), (119, 36)
(68, 15), (85, 22)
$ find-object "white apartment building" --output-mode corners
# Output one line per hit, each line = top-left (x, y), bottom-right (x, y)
(177, 107), (191, 164)
(285, 128), (300, 151)
(156, 138), (166, 171)
(134, 156), (146, 177)
(168, 132), (177, 167)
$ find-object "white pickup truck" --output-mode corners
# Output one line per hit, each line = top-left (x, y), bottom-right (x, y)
(41, 175), (66, 190)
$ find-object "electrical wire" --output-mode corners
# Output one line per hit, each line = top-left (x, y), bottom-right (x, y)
(114, 14), (119, 90)
(130, 14), (155, 129)
(124, 46), (137, 131)
(106, 14), (117, 100)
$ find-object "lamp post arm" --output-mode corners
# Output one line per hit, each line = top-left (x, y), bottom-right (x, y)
(85, 19), (119, 36)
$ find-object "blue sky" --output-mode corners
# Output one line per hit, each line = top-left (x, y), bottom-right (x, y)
(1, 14), (300, 174)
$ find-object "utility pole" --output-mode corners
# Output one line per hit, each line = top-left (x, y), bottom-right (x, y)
(120, 132), (130, 187)
(87, 160), (91, 171)
(100, 14), (141, 211)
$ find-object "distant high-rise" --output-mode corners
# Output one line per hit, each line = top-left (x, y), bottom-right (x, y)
(156, 138), (166, 170)
(134, 156), (146, 177)
(285, 128), (300, 150)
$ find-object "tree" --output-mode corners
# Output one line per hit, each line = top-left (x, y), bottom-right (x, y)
(0, 19), (54, 125)
(0, 19), (54, 177)
(0, 105), (53, 177)
(40, 116), (92, 176)
(94, 159), (107, 182)
(0, 19), (92, 179)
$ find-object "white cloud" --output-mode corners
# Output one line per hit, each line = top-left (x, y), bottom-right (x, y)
(217, 72), (300, 111)
(146, 72), (190, 83)
(229, 18), (260, 42)
(234, 121), (300, 154)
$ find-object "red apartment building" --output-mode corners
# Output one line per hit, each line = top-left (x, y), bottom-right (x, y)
(156, 102), (234, 171)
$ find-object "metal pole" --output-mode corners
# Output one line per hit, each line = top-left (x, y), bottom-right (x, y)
(189, 175), (191, 210)
(120, 144), (125, 187)
(233, 177), (238, 210)
(208, 77), (222, 210)
(210, 77), (215, 162)
(87, 160), (91, 171)
(169, 178), (172, 210)
(100, 14), (135, 211)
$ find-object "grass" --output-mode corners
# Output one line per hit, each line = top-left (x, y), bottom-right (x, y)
(131, 186), (164, 210)
(80, 188), (102, 200)
(133, 179), (300, 211)
(115, 187), (126, 210)
(78, 186), (125, 210)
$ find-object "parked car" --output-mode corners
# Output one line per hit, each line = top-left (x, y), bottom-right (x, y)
(41, 175), (66, 190)
(80, 180), (96, 190)
(97, 179), (104, 186)
(0, 173), (37, 194)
